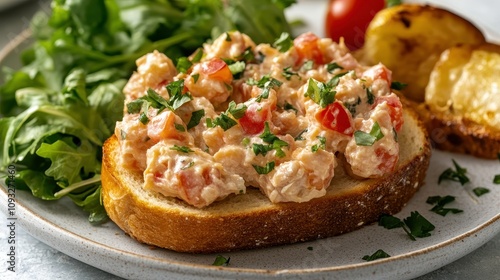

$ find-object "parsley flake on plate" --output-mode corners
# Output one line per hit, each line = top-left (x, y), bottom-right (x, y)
(362, 249), (391, 261)
(426, 195), (463, 216)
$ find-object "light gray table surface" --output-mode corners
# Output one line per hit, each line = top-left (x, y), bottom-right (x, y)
(0, 1), (498, 279)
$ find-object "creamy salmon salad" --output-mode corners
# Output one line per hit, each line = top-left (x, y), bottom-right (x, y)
(114, 31), (404, 208)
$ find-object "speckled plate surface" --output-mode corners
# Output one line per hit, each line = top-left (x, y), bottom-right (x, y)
(1, 1), (499, 279)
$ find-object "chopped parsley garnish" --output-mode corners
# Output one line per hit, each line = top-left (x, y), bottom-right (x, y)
(294, 129), (307, 141)
(170, 145), (193, 153)
(191, 48), (203, 63)
(206, 101), (246, 131)
(181, 161), (195, 170)
(126, 84), (192, 124)
(212, 255), (230, 266)
(227, 101), (247, 119)
(326, 62), (343, 73)
(426, 195), (463, 216)
(362, 249), (391, 261)
(174, 123), (186, 132)
(354, 122), (384, 146)
(438, 159), (470, 185)
(253, 123), (288, 157)
(252, 161), (275, 174)
(366, 87), (375, 104)
(192, 73), (200, 83)
(246, 75), (283, 101)
(237, 46), (256, 63)
(273, 32), (293, 52)
(327, 71), (350, 87)
(301, 60), (313, 71)
(307, 246), (314, 251)
(187, 109), (205, 129)
(206, 113), (237, 131)
(283, 102), (298, 113)
(494, 175), (500, 184)
(494, 153), (500, 184)
(225, 32), (232, 41)
(120, 129), (127, 140)
(344, 96), (361, 116)
(379, 211), (435, 241)
(311, 136), (326, 152)
(227, 61), (246, 78)
(282, 66), (299, 80)
(390, 81), (407, 90)
(473, 187), (490, 197)
(176, 57), (192, 73)
(305, 78), (336, 108)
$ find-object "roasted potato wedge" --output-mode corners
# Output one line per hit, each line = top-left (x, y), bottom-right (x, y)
(360, 4), (486, 101)
(425, 43), (500, 130)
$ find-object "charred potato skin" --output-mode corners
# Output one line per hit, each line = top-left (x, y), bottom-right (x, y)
(361, 4), (485, 102)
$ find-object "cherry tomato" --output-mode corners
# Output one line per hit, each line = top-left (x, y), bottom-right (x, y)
(374, 95), (404, 132)
(239, 102), (269, 135)
(315, 101), (354, 135)
(200, 58), (233, 83)
(293, 32), (324, 65)
(324, 0), (385, 50)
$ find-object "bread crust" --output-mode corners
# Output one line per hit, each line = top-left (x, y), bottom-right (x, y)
(102, 109), (431, 253)
(414, 102), (500, 159)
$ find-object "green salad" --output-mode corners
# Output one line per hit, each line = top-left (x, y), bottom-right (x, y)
(0, 0), (296, 224)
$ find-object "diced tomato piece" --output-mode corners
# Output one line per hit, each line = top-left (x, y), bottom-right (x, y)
(362, 64), (392, 85)
(200, 58), (233, 83)
(376, 147), (398, 173)
(239, 102), (269, 135)
(315, 101), (354, 135)
(293, 32), (324, 65)
(374, 94), (404, 131)
(147, 111), (184, 142)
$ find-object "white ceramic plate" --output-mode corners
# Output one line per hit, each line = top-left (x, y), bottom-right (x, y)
(1, 1), (499, 279)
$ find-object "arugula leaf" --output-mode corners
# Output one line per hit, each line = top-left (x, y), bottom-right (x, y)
(36, 138), (98, 185)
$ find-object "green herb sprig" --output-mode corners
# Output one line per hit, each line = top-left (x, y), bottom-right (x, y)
(426, 195), (463, 216)
(378, 211), (435, 241)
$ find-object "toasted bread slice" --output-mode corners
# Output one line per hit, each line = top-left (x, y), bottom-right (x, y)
(418, 43), (500, 159)
(101, 109), (431, 253)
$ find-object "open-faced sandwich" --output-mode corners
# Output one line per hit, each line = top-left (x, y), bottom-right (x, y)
(101, 31), (431, 253)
